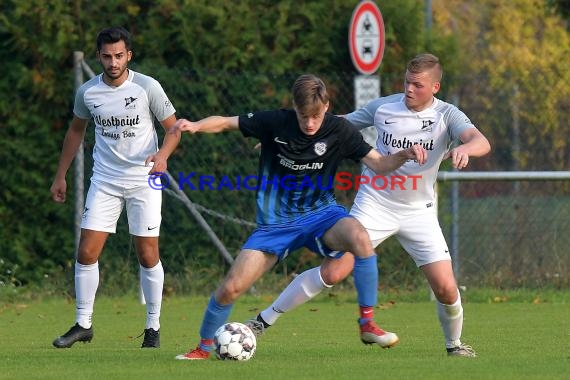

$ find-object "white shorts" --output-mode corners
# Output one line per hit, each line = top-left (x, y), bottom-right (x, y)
(81, 178), (162, 237)
(350, 198), (450, 267)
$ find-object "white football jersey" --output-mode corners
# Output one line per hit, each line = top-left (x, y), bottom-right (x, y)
(346, 93), (475, 212)
(74, 70), (176, 183)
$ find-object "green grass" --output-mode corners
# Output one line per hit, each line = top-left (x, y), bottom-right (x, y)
(1, 292), (568, 380)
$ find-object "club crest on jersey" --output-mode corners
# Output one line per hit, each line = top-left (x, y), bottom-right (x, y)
(314, 141), (327, 156)
(421, 120), (435, 132)
(124, 96), (137, 109)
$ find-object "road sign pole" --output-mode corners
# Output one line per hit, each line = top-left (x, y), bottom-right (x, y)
(349, 1), (384, 144)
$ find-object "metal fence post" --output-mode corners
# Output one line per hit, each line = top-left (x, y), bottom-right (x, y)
(451, 169), (459, 280)
(73, 51), (84, 258)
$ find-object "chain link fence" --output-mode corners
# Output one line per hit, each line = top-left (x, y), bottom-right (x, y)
(77, 60), (570, 290)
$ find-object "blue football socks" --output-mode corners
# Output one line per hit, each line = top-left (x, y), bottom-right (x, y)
(353, 255), (378, 308)
(198, 295), (233, 350)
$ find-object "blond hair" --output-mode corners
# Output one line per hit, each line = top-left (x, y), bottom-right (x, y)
(407, 53), (443, 81)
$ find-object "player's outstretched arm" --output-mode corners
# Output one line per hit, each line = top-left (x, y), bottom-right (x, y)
(362, 144), (427, 176)
(170, 116), (240, 135)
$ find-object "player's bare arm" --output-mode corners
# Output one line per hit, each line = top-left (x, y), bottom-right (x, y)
(362, 144), (427, 176)
(171, 116), (240, 135)
(446, 128), (491, 170)
(50, 116), (89, 203)
(145, 114), (180, 174)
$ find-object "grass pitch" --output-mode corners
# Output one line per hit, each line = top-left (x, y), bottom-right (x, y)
(1, 292), (568, 380)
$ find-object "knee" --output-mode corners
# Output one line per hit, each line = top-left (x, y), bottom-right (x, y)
(350, 229), (373, 256)
(139, 254), (159, 268)
(321, 270), (347, 286)
(76, 247), (99, 265)
(320, 256), (354, 285)
(136, 242), (160, 267)
(433, 284), (459, 304)
(216, 281), (244, 304)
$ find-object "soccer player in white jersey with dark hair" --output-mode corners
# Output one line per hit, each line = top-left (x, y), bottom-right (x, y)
(247, 53), (491, 357)
(50, 26), (180, 348)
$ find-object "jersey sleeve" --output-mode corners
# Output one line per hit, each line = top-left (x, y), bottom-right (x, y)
(238, 110), (280, 142)
(345, 99), (379, 130)
(445, 105), (476, 140)
(73, 83), (91, 120)
(340, 118), (373, 160)
(345, 93), (403, 130)
(146, 79), (176, 122)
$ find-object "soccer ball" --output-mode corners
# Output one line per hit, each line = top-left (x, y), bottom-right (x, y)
(214, 322), (257, 361)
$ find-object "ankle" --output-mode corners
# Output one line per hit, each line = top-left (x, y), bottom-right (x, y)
(359, 306), (374, 322)
(256, 314), (271, 328)
(199, 338), (214, 352)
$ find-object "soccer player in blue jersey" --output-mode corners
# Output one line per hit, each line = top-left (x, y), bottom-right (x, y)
(50, 27), (180, 348)
(248, 54), (491, 357)
(173, 74), (427, 360)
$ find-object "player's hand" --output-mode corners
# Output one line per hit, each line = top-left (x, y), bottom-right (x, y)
(170, 118), (199, 135)
(404, 144), (427, 165)
(50, 178), (67, 203)
(444, 146), (469, 169)
(145, 154), (167, 174)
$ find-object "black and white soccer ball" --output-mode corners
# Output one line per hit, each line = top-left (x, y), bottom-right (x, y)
(214, 322), (257, 361)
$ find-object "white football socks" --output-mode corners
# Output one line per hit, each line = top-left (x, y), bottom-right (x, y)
(436, 290), (464, 348)
(260, 266), (332, 325)
(75, 261), (99, 329)
(140, 261), (164, 331)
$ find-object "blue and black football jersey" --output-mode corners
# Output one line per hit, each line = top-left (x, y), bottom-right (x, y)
(238, 109), (372, 225)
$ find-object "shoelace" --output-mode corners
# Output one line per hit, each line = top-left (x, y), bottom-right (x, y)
(136, 329), (158, 340)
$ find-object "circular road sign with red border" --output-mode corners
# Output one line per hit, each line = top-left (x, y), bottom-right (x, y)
(349, 1), (385, 75)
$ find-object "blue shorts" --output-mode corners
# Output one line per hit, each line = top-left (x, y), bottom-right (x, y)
(242, 204), (351, 261)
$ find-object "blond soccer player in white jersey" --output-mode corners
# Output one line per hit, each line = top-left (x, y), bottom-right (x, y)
(246, 53), (491, 357)
(50, 27), (180, 349)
